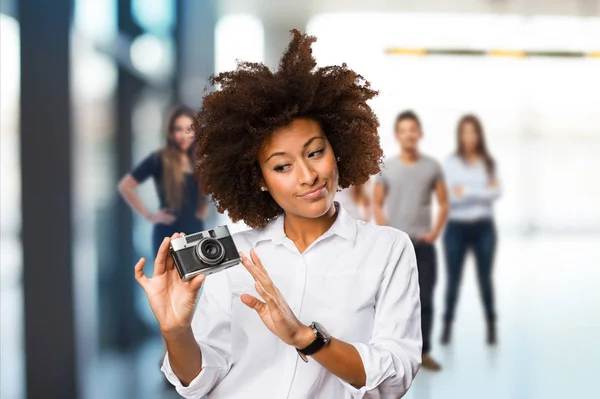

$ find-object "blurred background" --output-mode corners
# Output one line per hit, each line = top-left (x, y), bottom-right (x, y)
(1, 0), (599, 398)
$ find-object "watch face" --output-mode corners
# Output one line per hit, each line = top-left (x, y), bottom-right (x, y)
(312, 322), (331, 342)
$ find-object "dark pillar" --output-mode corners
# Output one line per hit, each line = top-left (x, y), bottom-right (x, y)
(98, 0), (148, 350)
(175, 0), (223, 227)
(19, 0), (77, 398)
(176, 0), (216, 109)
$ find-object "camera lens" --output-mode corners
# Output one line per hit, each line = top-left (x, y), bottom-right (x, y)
(205, 243), (218, 256)
(195, 238), (225, 265)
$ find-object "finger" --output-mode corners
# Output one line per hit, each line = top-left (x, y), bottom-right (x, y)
(165, 233), (179, 271)
(188, 273), (205, 291)
(134, 257), (148, 289)
(241, 252), (276, 299)
(154, 237), (171, 277)
(255, 281), (276, 306)
(240, 251), (269, 286)
(239, 251), (257, 279)
(249, 249), (269, 276)
(240, 293), (266, 313)
(248, 251), (274, 290)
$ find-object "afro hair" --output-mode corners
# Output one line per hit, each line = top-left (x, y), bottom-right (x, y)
(193, 29), (383, 228)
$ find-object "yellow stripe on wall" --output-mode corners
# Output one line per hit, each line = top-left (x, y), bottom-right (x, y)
(385, 48), (427, 56)
(385, 47), (600, 59)
(488, 50), (526, 58)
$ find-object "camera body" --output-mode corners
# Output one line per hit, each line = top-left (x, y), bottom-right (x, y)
(170, 225), (241, 281)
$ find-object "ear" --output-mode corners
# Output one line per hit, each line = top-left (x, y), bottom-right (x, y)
(258, 176), (267, 192)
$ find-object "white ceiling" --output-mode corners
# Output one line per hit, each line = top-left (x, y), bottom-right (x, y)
(217, 0), (600, 22)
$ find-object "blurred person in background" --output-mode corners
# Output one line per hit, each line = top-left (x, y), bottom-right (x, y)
(374, 110), (449, 371)
(441, 114), (501, 346)
(335, 183), (372, 221)
(118, 106), (209, 255)
(133, 30), (422, 399)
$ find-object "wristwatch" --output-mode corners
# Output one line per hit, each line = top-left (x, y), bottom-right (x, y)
(297, 322), (331, 363)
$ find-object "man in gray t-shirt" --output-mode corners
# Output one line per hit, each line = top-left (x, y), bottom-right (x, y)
(374, 110), (448, 371)
(374, 155), (442, 239)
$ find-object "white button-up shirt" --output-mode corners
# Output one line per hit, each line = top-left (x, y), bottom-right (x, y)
(162, 203), (422, 398)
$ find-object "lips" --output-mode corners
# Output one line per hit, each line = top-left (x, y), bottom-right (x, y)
(298, 183), (327, 198)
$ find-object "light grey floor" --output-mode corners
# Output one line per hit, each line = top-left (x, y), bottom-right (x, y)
(2, 234), (599, 399)
(406, 234), (600, 399)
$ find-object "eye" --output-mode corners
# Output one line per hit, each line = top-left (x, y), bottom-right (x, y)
(274, 164), (291, 172)
(308, 148), (324, 158)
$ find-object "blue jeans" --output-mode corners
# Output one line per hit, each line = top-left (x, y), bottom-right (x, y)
(443, 219), (497, 323)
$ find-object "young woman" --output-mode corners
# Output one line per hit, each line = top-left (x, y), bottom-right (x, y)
(133, 30), (422, 398)
(118, 106), (209, 255)
(441, 114), (501, 346)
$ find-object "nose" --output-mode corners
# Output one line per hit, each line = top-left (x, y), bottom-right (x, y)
(296, 159), (318, 186)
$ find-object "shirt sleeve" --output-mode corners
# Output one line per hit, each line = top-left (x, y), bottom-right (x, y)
(374, 163), (388, 186)
(130, 151), (160, 183)
(446, 157), (502, 204)
(338, 232), (422, 398)
(431, 159), (444, 190)
(463, 170), (502, 202)
(434, 159), (444, 182)
(161, 271), (233, 398)
(445, 157), (474, 206)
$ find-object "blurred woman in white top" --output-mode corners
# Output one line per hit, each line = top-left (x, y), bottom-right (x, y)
(441, 114), (501, 346)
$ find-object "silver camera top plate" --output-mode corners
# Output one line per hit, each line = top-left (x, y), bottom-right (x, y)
(170, 225), (232, 252)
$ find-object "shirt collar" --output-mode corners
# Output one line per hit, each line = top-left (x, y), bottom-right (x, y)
(254, 201), (357, 247)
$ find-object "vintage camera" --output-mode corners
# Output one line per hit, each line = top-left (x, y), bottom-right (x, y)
(169, 226), (241, 281)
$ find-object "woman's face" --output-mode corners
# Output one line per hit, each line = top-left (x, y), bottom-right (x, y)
(460, 122), (480, 154)
(257, 118), (339, 220)
(172, 115), (195, 152)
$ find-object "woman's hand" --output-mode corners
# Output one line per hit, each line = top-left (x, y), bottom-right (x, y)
(452, 185), (464, 198)
(134, 233), (205, 335)
(239, 249), (314, 348)
(418, 231), (438, 244)
(148, 208), (176, 225)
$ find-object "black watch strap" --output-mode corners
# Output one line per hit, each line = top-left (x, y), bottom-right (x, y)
(297, 322), (331, 362)
(299, 334), (326, 357)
